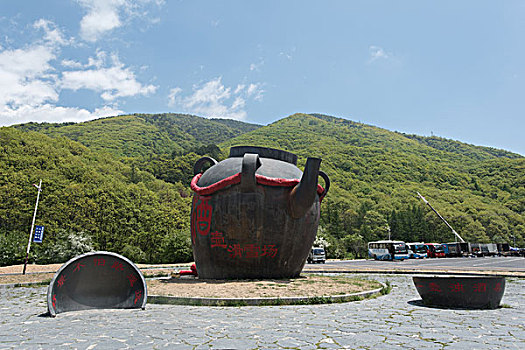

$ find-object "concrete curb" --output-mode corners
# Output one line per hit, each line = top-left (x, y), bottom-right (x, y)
(0, 281), (50, 289)
(303, 269), (525, 278)
(147, 283), (386, 307)
(2, 268), (523, 289)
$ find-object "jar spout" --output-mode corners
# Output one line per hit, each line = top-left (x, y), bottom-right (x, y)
(289, 157), (321, 218)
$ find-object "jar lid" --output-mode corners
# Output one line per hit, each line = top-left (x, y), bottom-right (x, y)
(229, 146), (297, 165)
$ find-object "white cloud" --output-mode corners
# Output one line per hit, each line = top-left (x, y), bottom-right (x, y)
(249, 58), (264, 72)
(77, 0), (164, 42)
(0, 19), (154, 127)
(167, 87), (182, 106)
(78, 0), (126, 42)
(61, 59), (84, 68)
(61, 53), (157, 101)
(0, 41), (123, 126)
(368, 45), (391, 63)
(0, 104), (122, 126)
(168, 77), (264, 120)
(33, 19), (69, 46)
(0, 45), (58, 109)
(245, 83), (263, 101)
(279, 47), (296, 61)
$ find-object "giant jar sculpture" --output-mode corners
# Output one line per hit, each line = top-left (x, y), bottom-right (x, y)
(190, 146), (329, 279)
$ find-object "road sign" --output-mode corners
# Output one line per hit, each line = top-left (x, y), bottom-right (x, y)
(33, 225), (44, 243)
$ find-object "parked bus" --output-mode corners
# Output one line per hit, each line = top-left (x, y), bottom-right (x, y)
(442, 243), (457, 257)
(485, 243), (499, 256)
(459, 242), (471, 257)
(497, 243), (511, 256)
(425, 243), (445, 258)
(475, 243), (498, 257)
(407, 243), (428, 259)
(470, 243), (483, 257)
(368, 240), (410, 261)
(442, 242), (470, 257)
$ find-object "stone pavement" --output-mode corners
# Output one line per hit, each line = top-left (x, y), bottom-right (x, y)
(0, 274), (523, 349)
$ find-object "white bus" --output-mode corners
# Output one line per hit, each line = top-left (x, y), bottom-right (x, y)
(407, 242), (428, 259)
(368, 240), (410, 261)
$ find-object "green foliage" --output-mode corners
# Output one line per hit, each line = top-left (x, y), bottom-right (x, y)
(14, 115), (187, 158)
(32, 230), (94, 264)
(223, 113), (524, 257)
(13, 113), (260, 160)
(0, 127), (191, 265)
(3, 112), (524, 264)
(159, 228), (193, 263)
(0, 231), (26, 266)
(381, 280), (392, 295)
(403, 134), (521, 160)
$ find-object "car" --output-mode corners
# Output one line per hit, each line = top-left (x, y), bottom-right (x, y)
(307, 247), (326, 264)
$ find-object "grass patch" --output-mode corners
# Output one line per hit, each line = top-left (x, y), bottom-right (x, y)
(13, 279), (52, 288)
(143, 272), (170, 278)
(381, 280), (392, 295)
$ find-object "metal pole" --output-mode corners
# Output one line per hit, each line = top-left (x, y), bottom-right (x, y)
(417, 192), (465, 243)
(23, 180), (42, 275)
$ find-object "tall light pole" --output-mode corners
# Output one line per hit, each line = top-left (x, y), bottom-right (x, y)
(23, 180), (42, 275)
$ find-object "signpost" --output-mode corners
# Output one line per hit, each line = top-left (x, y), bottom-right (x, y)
(33, 225), (44, 243)
(23, 180), (42, 275)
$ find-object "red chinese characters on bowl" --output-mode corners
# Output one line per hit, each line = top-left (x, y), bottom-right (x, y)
(412, 275), (505, 309)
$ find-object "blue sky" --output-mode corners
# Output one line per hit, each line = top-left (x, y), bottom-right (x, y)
(1, 1), (524, 155)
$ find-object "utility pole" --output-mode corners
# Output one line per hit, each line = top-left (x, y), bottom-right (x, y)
(417, 192), (465, 243)
(23, 180), (42, 275)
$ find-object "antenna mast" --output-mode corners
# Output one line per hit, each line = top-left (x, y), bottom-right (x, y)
(417, 192), (465, 243)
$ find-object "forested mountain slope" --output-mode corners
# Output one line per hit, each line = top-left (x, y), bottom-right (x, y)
(222, 113), (524, 257)
(3, 112), (523, 263)
(14, 113), (261, 158)
(402, 133), (521, 161)
(0, 127), (192, 265)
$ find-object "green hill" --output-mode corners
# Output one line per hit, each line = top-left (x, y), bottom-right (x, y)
(3, 112), (524, 263)
(0, 127), (192, 265)
(402, 133), (521, 161)
(221, 113), (524, 257)
(14, 113), (261, 158)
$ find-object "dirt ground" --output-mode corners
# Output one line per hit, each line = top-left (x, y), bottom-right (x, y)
(147, 275), (381, 298)
(0, 263), (182, 275)
(0, 264), (381, 298)
(0, 263), (177, 285)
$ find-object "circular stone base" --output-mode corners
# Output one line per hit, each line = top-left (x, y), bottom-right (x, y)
(147, 274), (386, 306)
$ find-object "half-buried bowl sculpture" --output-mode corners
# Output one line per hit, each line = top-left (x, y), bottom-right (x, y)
(47, 251), (147, 316)
(412, 275), (505, 309)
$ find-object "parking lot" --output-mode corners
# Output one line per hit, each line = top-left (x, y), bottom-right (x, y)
(305, 256), (525, 276)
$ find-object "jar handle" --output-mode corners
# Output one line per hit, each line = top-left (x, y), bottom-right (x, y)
(241, 153), (261, 191)
(193, 156), (218, 175)
(319, 171), (330, 198)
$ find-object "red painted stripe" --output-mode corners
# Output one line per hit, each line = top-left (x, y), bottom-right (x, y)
(191, 173), (326, 201)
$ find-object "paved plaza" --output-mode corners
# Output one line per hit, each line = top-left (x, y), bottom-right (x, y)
(305, 257), (525, 276)
(0, 273), (524, 349)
